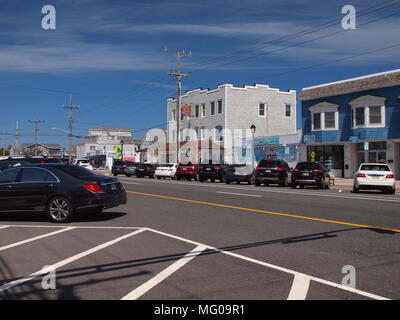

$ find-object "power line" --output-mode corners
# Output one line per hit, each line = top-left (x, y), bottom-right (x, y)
(28, 115), (45, 156)
(187, 0), (400, 72)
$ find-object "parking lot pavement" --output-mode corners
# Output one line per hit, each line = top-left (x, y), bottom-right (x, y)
(0, 225), (390, 300)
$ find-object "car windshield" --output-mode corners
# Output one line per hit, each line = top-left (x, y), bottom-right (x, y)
(296, 162), (322, 170)
(158, 164), (174, 168)
(113, 161), (125, 166)
(56, 165), (97, 177)
(234, 166), (253, 174)
(360, 164), (391, 172)
(258, 160), (281, 168)
(125, 162), (138, 166)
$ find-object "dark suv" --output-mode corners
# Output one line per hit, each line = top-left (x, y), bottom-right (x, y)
(291, 162), (330, 189)
(198, 164), (233, 182)
(111, 160), (126, 176)
(136, 163), (156, 178)
(255, 159), (292, 187)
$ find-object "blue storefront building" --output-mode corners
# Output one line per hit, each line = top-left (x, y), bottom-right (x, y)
(299, 69), (400, 178)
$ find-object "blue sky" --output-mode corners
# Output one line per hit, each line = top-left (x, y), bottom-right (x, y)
(0, 0), (399, 148)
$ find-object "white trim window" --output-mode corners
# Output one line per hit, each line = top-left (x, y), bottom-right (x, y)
(258, 103), (266, 117)
(285, 104), (292, 118)
(195, 105), (199, 118)
(350, 95), (386, 129)
(210, 101), (216, 116)
(309, 102), (339, 131)
(201, 104), (206, 117)
(217, 100), (223, 114)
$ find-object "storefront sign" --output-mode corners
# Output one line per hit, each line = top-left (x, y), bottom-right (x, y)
(303, 135), (316, 144)
(181, 104), (192, 117)
(349, 136), (360, 143)
(254, 137), (280, 146)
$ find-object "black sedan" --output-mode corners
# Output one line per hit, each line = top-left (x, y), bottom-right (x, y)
(225, 165), (255, 185)
(0, 164), (127, 223)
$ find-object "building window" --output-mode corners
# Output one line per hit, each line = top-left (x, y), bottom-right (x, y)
(312, 113), (321, 130)
(215, 126), (223, 142)
(210, 102), (215, 115)
(350, 95), (386, 129)
(369, 106), (382, 124)
(200, 127), (205, 140)
(195, 105), (199, 118)
(324, 112), (335, 129)
(201, 104), (206, 117)
(354, 107), (365, 126)
(218, 100), (223, 114)
(259, 103), (266, 117)
(171, 110), (176, 121)
(285, 104), (291, 117)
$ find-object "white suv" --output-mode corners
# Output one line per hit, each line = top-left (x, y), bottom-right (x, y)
(71, 159), (94, 171)
(353, 163), (396, 194)
(154, 164), (178, 179)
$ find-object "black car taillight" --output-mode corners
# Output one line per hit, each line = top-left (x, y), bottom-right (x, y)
(83, 183), (105, 194)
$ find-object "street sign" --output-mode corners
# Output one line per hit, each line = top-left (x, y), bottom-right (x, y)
(303, 135), (316, 144)
(364, 142), (369, 151)
(114, 146), (122, 159)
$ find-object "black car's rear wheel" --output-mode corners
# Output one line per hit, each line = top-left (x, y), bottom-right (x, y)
(48, 196), (74, 223)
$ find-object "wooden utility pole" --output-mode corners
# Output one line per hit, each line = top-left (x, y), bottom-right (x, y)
(29, 115), (45, 156)
(63, 94), (79, 163)
(165, 49), (191, 164)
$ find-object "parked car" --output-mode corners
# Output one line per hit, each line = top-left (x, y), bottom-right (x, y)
(71, 158), (93, 170)
(111, 160), (127, 176)
(224, 165), (255, 185)
(124, 161), (140, 177)
(0, 157), (62, 172)
(291, 162), (330, 189)
(197, 163), (233, 182)
(353, 163), (396, 194)
(0, 164), (127, 223)
(136, 163), (156, 178)
(175, 163), (199, 181)
(255, 159), (292, 187)
(154, 163), (178, 179)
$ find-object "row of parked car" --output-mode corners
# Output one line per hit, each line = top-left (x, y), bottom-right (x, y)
(112, 159), (397, 194)
(112, 159), (333, 189)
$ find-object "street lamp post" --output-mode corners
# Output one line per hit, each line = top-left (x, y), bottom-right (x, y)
(120, 140), (124, 162)
(250, 125), (256, 170)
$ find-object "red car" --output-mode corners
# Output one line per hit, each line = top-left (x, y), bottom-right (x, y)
(175, 163), (199, 181)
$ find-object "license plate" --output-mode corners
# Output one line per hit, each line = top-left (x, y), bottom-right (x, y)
(139, 169), (144, 171)
(370, 176), (380, 179)
(206, 168), (211, 170)
(303, 173), (309, 176)
(182, 168), (187, 170)
(265, 170), (271, 173)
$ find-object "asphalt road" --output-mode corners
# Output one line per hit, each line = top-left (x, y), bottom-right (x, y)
(0, 175), (399, 300)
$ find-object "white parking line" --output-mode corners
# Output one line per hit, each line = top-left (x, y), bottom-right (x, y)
(145, 227), (390, 300)
(0, 226), (9, 230)
(0, 228), (146, 293)
(121, 244), (208, 300)
(120, 178), (400, 203)
(216, 191), (261, 198)
(287, 274), (311, 300)
(0, 227), (75, 252)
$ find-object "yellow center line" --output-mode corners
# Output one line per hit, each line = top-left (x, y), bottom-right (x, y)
(126, 190), (400, 233)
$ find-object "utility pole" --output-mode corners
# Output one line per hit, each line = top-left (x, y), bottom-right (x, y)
(29, 115), (45, 156)
(15, 120), (20, 148)
(165, 48), (191, 164)
(1, 130), (8, 156)
(63, 94), (79, 163)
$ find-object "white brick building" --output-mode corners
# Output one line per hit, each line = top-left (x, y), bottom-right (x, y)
(167, 83), (297, 163)
(76, 126), (139, 168)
